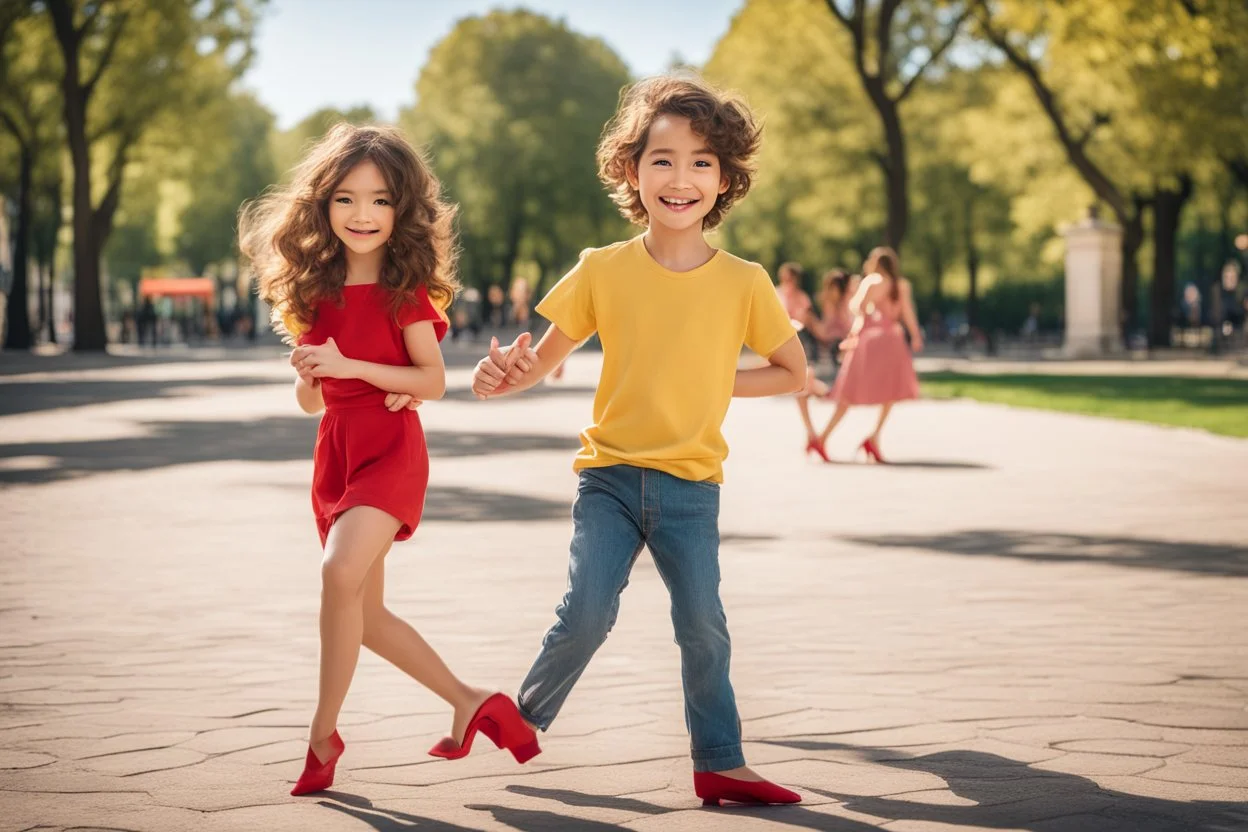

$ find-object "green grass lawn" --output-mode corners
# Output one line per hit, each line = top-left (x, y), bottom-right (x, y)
(919, 372), (1248, 438)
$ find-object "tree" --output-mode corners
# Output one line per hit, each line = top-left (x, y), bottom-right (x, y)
(403, 10), (631, 292)
(0, 6), (61, 350)
(44, 0), (260, 351)
(706, 0), (886, 272)
(821, 0), (973, 251)
(176, 92), (276, 275)
(271, 105), (376, 180)
(973, 0), (1248, 345)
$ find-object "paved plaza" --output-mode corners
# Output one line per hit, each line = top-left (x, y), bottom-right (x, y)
(1, 346), (1246, 831)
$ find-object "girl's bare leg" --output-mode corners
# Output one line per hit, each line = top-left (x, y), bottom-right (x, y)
(869, 401), (895, 447)
(818, 401), (851, 445)
(308, 506), (400, 762)
(796, 370), (819, 442)
(360, 551), (492, 744)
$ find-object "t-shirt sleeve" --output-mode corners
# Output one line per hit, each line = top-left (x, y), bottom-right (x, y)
(745, 267), (798, 358)
(535, 254), (597, 341)
(398, 285), (449, 342)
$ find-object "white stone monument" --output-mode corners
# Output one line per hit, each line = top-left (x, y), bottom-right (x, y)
(1062, 209), (1123, 356)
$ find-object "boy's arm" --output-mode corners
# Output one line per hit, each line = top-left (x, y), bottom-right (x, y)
(473, 326), (579, 399)
(733, 335), (808, 398)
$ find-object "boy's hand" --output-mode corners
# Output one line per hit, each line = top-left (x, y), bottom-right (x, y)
(472, 333), (539, 399)
(383, 392), (422, 412)
(292, 337), (355, 380)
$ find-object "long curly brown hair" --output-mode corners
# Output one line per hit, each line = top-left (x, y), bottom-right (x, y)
(863, 246), (902, 302)
(239, 123), (459, 342)
(597, 74), (761, 231)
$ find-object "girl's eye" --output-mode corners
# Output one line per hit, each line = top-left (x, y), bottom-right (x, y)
(653, 159), (671, 166)
(375, 199), (391, 206)
(335, 197), (351, 204)
(695, 160), (712, 168)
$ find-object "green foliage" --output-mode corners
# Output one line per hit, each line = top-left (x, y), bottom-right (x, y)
(402, 9), (632, 291)
(272, 105), (377, 179)
(176, 92), (276, 274)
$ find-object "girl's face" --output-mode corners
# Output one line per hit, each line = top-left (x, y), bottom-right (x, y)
(627, 114), (729, 235)
(328, 160), (395, 256)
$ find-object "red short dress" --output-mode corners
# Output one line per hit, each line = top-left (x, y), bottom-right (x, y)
(298, 283), (448, 547)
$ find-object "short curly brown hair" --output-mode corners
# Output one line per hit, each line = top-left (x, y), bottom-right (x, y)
(597, 74), (762, 231)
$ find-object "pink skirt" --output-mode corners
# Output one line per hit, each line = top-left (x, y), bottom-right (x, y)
(831, 318), (919, 405)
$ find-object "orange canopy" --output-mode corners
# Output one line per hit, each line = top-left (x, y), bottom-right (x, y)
(139, 277), (215, 299)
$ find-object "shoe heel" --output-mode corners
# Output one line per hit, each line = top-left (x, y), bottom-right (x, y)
(509, 737), (541, 764)
(702, 798), (721, 807)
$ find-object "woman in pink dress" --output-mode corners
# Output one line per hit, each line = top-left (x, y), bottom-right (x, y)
(801, 247), (923, 463)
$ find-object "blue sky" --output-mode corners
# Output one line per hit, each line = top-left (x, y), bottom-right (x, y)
(243, 0), (745, 129)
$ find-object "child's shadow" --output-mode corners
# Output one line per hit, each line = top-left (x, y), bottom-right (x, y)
(483, 784), (881, 831)
(316, 791), (479, 831)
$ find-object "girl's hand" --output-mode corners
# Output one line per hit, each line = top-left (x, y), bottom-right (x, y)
(384, 392), (422, 412)
(289, 349), (320, 387)
(910, 333), (925, 353)
(293, 337), (356, 380)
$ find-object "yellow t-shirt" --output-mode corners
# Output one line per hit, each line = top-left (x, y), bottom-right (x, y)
(536, 235), (796, 483)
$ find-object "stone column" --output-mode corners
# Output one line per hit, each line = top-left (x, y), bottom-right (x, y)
(1063, 210), (1123, 356)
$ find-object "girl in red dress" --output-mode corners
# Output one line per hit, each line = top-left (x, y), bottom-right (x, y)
(239, 124), (539, 797)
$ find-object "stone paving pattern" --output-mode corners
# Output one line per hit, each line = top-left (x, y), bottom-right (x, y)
(1, 346), (1246, 831)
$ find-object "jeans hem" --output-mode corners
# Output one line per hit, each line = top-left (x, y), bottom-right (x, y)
(516, 701), (550, 733)
(691, 746), (746, 772)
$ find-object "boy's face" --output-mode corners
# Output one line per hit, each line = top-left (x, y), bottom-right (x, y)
(328, 160), (395, 257)
(627, 115), (729, 234)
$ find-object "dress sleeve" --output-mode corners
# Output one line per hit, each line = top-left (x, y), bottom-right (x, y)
(745, 267), (798, 358)
(398, 285), (449, 342)
(535, 253), (597, 341)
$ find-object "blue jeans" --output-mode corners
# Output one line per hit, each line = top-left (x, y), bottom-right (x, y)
(517, 465), (745, 772)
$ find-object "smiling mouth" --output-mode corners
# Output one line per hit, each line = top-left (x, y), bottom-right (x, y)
(346, 228), (379, 236)
(659, 196), (700, 210)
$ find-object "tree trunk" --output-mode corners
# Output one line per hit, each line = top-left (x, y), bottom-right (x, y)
(929, 242), (944, 314)
(1149, 175), (1194, 348)
(1120, 208), (1146, 342)
(964, 197), (979, 330)
(499, 201), (524, 292)
(49, 0), (108, 351)
(4, 144), (34, 350)
(863, 83), (909, 252)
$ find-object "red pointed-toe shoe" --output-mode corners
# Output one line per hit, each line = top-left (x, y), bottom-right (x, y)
(805, 436), (831, 463)
(427, 693), (541, 764)
(290, 730), (345, 796)
(694, 771), (802, 806)
(860, 437), (886, 463)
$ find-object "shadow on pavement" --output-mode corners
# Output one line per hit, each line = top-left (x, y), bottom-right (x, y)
(0, 417), (575, 487)
(0, 376), (287, 417)
(761, 742), (1247, 832)
(0, 371), (595, 417)
(840, 529), (1248, 578)
(497, 784), (881, 830)
(318, 792), (480, 830)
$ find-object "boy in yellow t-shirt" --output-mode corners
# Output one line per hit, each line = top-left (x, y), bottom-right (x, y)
(471, 75), (807, 806)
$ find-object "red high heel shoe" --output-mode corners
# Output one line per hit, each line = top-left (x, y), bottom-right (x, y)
(427, 693), (541, 764)
(805, 436), (831, 463)
(290, 730), (344, 796)
(694, 771), (801, 806)
(860, 437), (886, 463)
